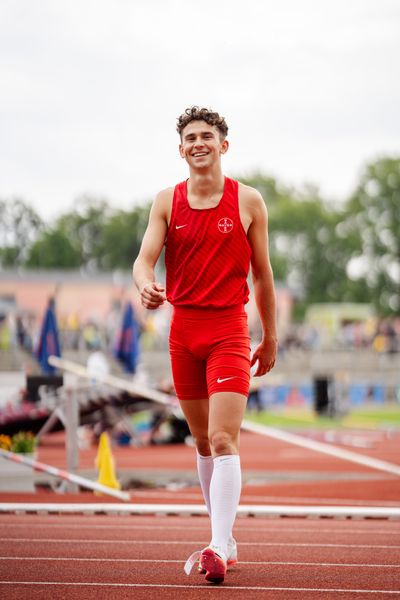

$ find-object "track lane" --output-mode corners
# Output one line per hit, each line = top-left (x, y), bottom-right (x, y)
(2, 426), (400, 598)
(2, 513), (400, 527)
(3, 529), (400, 545)
(35, 430), (400, 475)
(1, 514), (400, 599)
(0, 515), (400, 600)
(2, 582), (400, 600)
(3, 517), (400, 536)
(1, 558), (400, 593)
(4, 541), (400, 564)
(2, 552), (400, 586)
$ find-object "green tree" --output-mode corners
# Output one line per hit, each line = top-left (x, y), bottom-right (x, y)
(0, 198), (43, 267)
(342, 157), (400, 315)
(22, 196), (152, 271)
(55, 195), (113, 268)
(238, 174), (352, 316)
(96, 204), (151, 270)
(238, 173), (293, 282)
(25, 229), (81, 268)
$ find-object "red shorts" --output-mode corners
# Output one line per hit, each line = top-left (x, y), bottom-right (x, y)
(169, 304), (251, 400)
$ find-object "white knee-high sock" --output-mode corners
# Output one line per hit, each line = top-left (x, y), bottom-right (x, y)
(209, 454), (241, 556)
(196, 451), (214, 517)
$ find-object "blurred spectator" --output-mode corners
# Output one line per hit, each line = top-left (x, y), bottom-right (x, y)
(0, 315), (11, 350)
(15, 313), (33, 351)
(82, 322), (102, 350)
(373, 318), (399, 355)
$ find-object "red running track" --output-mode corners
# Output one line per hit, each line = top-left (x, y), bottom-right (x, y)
(1, 513), (400, 599)
(7, 428), (398, 509)
(2, 427), (400, 597)
(33, 429), (400, 474)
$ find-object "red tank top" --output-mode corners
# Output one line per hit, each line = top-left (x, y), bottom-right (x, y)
(165, 177), (251, 308)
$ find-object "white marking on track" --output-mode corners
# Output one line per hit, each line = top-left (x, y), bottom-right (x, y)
(130, 490), (400, 507)
(242, 495), (400, 507)
(1, 557), (399, 568)
(1, 581), (400, 594)
(3, 522), (400, 535)
(3, 537), (400, 549)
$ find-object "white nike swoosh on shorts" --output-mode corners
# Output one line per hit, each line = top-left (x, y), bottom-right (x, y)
(217, 376), (237, 383)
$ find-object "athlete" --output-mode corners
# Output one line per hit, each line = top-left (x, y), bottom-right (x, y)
(133, 106), (277, 584)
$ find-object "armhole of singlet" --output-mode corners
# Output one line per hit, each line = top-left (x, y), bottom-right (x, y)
(167, 184), (180, 231)
(235, 180), (251, 241)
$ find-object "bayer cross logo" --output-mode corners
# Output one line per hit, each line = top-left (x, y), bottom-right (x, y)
(217, 217), (234, 233)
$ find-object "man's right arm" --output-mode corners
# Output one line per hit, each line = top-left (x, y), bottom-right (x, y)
(132, 188), (172, 310)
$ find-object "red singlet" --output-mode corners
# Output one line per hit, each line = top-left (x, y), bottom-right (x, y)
(166, 177), (252, 400)
(165, 177), (251, 308)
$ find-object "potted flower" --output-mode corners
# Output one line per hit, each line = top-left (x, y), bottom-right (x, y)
(0, 431), (38, 492)
(10, 431), (37, 454)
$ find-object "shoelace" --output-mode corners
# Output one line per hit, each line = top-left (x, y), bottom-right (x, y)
(184, 549), (202, 575)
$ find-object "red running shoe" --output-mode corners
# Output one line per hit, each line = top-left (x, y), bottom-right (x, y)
(199, 545), (227, 584)
(198, 537), (237, 573)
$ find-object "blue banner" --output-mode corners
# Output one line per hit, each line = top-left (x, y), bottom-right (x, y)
(34, 299), (61, 374)
(114, 302), (140, 374)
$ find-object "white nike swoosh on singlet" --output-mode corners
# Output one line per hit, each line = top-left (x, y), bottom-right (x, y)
(176, 224), (187, 229)
(217, 376), (237, 383)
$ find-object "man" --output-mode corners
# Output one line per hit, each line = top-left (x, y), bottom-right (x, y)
(133, 106), (277, 584)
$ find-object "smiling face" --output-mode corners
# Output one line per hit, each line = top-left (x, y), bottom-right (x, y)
(179, 121), (229, 169)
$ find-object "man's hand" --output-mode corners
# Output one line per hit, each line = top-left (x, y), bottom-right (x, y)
(140, 282), (166, 310)
(250, 337), (277, 377)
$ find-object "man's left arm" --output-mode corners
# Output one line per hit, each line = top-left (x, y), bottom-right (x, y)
(246, 190), (278, 376)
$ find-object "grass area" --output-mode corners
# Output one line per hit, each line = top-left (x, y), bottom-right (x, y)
(245, 405), (400, 430)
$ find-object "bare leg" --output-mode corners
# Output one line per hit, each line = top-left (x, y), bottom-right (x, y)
(208, 392), (247, 456)
(179, 398), (210, 455)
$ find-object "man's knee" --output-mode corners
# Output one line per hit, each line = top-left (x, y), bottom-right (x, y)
(195, 436), (211, 456)
(209, 430), (237, 456)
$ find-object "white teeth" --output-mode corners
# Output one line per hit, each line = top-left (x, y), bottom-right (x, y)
(193, 152), (207, 157)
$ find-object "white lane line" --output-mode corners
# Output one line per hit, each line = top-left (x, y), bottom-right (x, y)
(1, 581), (400, 594)
(2, 538), (400, 549)
(129, 491), (400, 508)
(1, 557), (399, 568)
(3, 522), (400, 535)
(238, 496), (400, 507)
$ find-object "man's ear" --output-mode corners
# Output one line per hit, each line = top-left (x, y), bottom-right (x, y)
(220, 139), (229, 155)
(179, 143), (185, 158)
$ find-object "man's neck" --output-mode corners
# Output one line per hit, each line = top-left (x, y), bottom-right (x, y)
(188, 168), (225, 198)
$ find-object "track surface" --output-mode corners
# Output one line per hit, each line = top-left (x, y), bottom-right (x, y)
(1, 513), (400, 599)
(1, 428), (400, 597)
(32, 428), (400, 474)
(23, 428), (400, 507)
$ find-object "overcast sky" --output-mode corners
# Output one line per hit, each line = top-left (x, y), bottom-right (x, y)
(1, 0), (399, 221)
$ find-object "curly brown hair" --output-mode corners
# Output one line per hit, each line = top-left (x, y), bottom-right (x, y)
(176, 106), (228, 139)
